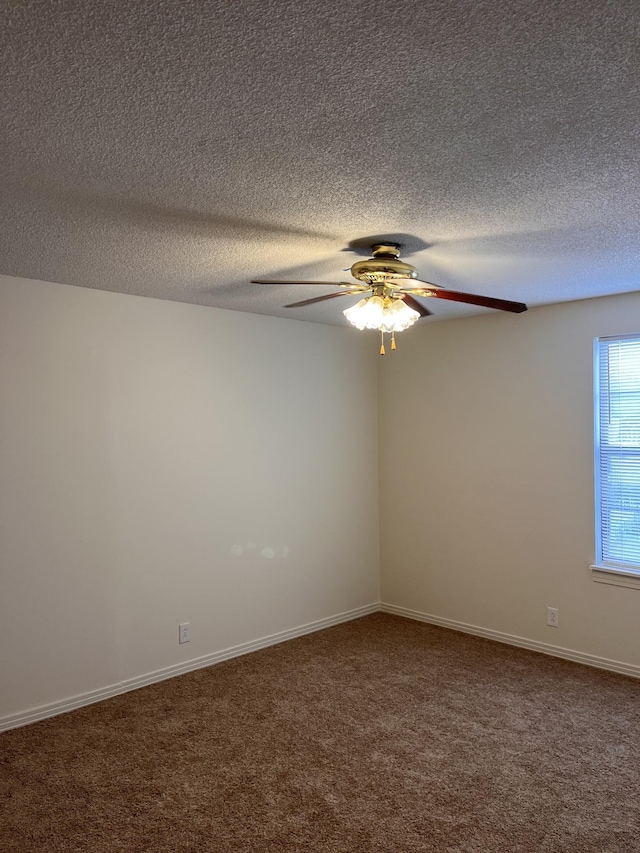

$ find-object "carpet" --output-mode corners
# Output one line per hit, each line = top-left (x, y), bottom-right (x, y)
(1, 613), (639, 851)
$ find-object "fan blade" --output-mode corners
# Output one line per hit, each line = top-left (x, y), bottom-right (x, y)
(252, 280), (357, 286)
(425, 288), (527, 313)
(399, 280), (527, 313)
(400, 293), (432, 318)
(284, 290), (365, 308)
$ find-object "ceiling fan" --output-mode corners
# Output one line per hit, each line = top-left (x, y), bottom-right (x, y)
(252, 242), (527, 354)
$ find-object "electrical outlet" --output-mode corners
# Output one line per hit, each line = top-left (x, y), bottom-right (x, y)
(546, 607), (559, 628)
(179, 622), (191, 644)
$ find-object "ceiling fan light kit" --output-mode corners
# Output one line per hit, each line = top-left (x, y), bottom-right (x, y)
(252, 241), (527, 355)
(342, 295), (420, 332)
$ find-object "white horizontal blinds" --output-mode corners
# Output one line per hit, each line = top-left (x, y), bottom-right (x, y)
(597, 336), (640, 566)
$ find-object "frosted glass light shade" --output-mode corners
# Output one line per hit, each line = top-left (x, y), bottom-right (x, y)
(344, 296), (420, 333)
(343, 295), (385, 330)
(382, 298), (420, 331)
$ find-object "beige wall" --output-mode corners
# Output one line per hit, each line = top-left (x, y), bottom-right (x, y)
(0, 275), (380, 721)
(4, 274), (640, 726)
(378, 292), (640, 668)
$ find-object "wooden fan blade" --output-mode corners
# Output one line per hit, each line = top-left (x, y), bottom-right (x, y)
(252, 280), (356, 286)
(400, 293), (432, 318)
(402, 280), (527, 313)
(284, 290), (365, 308)
(425, 288), (527, 313)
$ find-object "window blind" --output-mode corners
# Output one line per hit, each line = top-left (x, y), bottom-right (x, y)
(595, 335), (640, 567)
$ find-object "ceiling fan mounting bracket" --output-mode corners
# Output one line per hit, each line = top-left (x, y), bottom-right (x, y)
(371, 243), (402, 257)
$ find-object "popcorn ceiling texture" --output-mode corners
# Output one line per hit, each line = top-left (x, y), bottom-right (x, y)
(0, 0), (638, 325)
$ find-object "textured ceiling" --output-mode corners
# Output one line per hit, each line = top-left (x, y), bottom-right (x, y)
(1, 0), (638, 325)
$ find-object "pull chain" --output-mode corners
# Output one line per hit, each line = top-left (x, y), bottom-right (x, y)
(380, 330), (385, 355)
(391, 331), (396, 350)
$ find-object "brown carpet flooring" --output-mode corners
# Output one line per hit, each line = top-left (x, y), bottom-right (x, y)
(1, 613), (639, 852)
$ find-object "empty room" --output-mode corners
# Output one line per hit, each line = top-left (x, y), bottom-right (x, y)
(1, 0), (639, 850)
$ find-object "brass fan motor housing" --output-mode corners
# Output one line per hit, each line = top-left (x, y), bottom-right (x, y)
(350, 243), (418, 285)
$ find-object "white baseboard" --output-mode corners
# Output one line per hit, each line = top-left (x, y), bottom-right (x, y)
(5, 601), (637, 732)
(380, 602), (640, 680)
(0, 603), (379, 732)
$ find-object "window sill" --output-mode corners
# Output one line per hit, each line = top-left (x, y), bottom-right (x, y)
(590, 565), (640, 589)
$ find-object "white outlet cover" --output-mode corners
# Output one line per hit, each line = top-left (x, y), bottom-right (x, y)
(546, 607), (559, 627)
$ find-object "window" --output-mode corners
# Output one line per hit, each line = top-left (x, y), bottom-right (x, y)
(594, 335), (640, 578)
